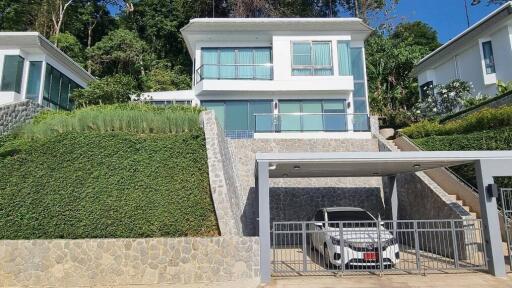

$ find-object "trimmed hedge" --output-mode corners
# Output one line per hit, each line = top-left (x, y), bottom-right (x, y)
(402, 105), (512, 139)
(413, 127), (512, 188)
(0, 130), (218, 239)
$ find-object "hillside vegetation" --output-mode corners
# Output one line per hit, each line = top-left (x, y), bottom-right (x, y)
(0, 104), (218, 239)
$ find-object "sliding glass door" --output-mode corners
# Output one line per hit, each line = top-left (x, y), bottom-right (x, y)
(279, 99), (347, 132)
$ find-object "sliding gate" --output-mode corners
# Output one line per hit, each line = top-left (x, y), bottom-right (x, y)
(272, 220), (487, 276)
(501, 188), (512, 271)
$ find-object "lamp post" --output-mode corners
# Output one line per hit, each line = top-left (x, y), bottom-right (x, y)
(465, 0), (482, 27)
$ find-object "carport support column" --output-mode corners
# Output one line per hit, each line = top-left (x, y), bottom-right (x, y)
(475, 160), (506, 277)
(257, 161), (271, 284)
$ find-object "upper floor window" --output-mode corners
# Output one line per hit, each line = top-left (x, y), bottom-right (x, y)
(292, 41), (333, 76)
(1, 55), (25, 93)
(337, 41), (351, 76)
(481, 41), (495, 74)
(199, 47), (272, 81)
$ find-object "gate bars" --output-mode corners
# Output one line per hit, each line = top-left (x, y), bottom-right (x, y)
(500, 188), (512, 271)
(272, 219), (487, 276)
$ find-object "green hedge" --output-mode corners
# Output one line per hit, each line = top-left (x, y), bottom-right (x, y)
(413, 127), (512, 188)
(402, 105), (512, 139)
(0, 130), (218, 239)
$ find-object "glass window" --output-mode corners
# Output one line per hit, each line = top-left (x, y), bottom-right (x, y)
(200, 47), (272, 80)
(26, 61), (42, 101)
(279, 101), (301, 131)
(482, 41), (495, 74)
(302, 100), (323, 131)
(249, 100), (273, 132)
(225, 101), (248, 131)
(292, 41), (333, 76)
(1, 55), (25, 93)
(50, 68), (61, 105)
(419, 81), (434, 99)
(337, 41), (352, 76)
(42, 64), (82, 110)
(350, 47), (365, 81)
(354, 83), (365, 99)
(323, 100), (347, 131)
(202, 101), (225, 128)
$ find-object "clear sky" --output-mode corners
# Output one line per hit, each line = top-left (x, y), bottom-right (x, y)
(391, 0), (503, 43)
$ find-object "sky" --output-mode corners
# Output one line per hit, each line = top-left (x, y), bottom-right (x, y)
(390, 0), (503, 43)
(108, 0), (505, 44)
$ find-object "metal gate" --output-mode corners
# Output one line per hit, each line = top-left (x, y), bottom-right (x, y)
(272, 220), (487, 276)
(500, 188), (512, 271)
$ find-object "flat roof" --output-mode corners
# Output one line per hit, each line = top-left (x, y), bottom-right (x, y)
(0, 32), (94, 83)
(413, 2), (512, 75)
(256, 151), (512, 178)
(181, 18), (373, 33)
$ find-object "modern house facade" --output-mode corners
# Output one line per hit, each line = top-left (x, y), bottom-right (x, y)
(145, 18), (373, 139)
(412, 2), (512, 98)
(0, 32), (94, 109)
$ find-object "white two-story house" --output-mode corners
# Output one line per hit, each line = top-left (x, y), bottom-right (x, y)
(145, 18), (373, 139)
(412, 2), (512, 98)
(0, 32), (94, 110)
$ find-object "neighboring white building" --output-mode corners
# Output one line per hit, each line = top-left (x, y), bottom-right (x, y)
(0, 32), (94, 109)
(412, 2), (512, 98)
(143, 18), (373, 139)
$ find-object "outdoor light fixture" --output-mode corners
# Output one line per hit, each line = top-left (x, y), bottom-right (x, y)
(413, 164), (421, 168)
(372, 172), (380, 176)
(293, 165), (301, 170)
(282, 173), (289, 178)
(269, 163), (277, 170)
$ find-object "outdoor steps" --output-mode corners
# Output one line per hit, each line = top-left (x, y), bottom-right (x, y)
(385, 136), (479, 220)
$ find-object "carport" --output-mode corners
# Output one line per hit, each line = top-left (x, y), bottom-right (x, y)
(256, 151), (512, 283)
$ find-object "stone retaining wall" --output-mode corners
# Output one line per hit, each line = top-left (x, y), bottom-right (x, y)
(0, 236), (259, 287)
(228, 138), (384, 236)
(0, 100), (45, 135)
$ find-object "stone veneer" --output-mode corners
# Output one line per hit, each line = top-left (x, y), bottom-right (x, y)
(228, 138), (384, 236)
(0, 100), (45, 135)
(0, 236), (259, 287)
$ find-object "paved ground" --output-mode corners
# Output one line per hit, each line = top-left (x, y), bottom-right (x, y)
(267, 273), (512, 288)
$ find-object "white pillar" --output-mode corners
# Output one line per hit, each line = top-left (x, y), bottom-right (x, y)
(257, 161), (271, 283)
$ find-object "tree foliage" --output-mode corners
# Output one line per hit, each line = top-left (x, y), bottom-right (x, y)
(49, 32), (85, 66)
(391, 21), (441, 52)
(71, 74), (139, 106)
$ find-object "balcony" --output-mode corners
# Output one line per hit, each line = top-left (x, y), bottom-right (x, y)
(254, 113), (370, 133)
(223, 113), (370, 139)
(195, 64), (273, 83)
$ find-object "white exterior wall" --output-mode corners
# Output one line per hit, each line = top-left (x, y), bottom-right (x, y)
(416, 23), (512, 98)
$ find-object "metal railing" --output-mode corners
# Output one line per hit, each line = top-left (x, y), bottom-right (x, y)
(254, 113), (370, 133)
(272, 219), (486, 276)
(500, 188), (512, 271)
(195, 63), (273, 83)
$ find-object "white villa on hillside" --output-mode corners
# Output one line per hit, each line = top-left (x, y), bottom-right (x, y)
(143, 18), (373, 139)
(412, 2), (512, 98)
(0, 32), (94, 109)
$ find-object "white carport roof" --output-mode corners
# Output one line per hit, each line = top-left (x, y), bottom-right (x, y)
(256, 151), (512, 178)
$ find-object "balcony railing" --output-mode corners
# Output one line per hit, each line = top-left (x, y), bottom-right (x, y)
(195, 63), (273, 83)
(253, 113), (370, 133)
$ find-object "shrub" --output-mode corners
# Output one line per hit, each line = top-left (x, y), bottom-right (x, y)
(402, 105), (512, 138)
(412, 127), (512, 188)
(71, 74), (140, 107)
(0, 131), (218, 239)
(19, 104), (202, 139)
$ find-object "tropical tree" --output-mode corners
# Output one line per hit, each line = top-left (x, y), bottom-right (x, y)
(338, 0), (399, 23)
(143, 63), (191, 92)
(87, 28), (152, 78)
(391, 21), (441, 52)
(49, 32), (85, 66)
(71, 74), (139, 106)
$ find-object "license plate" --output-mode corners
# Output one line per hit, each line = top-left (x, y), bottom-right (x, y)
(363, 252), (378, 261)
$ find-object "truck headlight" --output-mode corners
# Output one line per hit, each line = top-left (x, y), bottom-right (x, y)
(383, 237), (398, 247)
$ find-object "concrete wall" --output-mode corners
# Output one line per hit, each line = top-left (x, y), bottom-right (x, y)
(228, 137), (383, 236)
(0, 236), (259, 287)
(0, 100), (45, 135)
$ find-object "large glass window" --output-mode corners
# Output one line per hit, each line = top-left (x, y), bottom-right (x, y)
(292, 41), (333, 76)
(1, 55), (25, 93)
(337, 41), (351, 76)
(279, 99), (347, 132)
(350, 47), (365, 81)
(199, 47), (272, 80)
(350, 47), (369, 131)
(42, 64), (82, 110)
(26, 61), (43, 101)
(482, 41), (495, 74)
(202, 100), (273, 132)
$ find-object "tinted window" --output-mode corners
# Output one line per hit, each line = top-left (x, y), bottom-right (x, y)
(1, 55), (24, 93)
(327, 210), (375, 222)
(482, 41), (495, 74)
